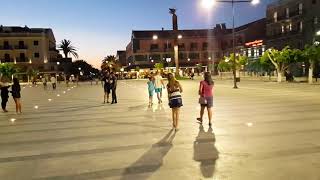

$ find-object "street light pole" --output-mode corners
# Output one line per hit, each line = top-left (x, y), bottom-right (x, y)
(201, 0), (259, 89)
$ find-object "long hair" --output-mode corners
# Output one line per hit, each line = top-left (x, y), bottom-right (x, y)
(13, 78), (19, 85)
(167, 73), (177, 89)
(204, 72), (214, 85)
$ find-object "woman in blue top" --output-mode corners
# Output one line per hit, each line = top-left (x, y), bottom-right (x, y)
(147, 76), (155, 107)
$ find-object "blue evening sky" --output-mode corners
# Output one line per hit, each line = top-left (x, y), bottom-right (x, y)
(0, 0), (275, 68)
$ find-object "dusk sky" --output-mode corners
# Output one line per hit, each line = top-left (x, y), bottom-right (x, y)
(1, 0), (276, 68)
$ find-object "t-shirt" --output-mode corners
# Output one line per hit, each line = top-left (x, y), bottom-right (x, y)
(147, 81), (155, 91)
(200, 81), (213, 97)
(154, 75), (163, 89)
(50, 77), (56, 83)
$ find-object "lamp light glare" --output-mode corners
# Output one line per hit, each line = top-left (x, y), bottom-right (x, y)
(201, 0), (215, 10)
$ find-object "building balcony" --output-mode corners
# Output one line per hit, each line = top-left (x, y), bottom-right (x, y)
(150, 48), (161, 52)
(0, 45), (13, 50)
(16, 57), (29, 62)
(1, 58), (14, 63)
(14, 45), (28, 50)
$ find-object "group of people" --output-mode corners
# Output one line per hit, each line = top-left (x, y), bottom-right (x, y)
(102, 72), (118, 104)
(0, 77), (22, 114)
(41, 76), (57, 90)
(147, 71), (214, 131)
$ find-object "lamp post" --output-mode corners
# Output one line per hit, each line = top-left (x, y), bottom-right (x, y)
(201, 0), (259, 88)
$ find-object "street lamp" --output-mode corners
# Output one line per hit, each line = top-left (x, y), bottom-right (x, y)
(177, 34), (183, 39)
(201, 0), (259, 89)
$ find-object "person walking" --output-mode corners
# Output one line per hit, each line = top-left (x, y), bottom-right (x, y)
(154, 71), (165, 104)
(103, 72), (111, 104)
(42, 76), (47, 90)
(0, 78), (10, 113)
(147, 76), (155, 107)
(111, 72), (118, 104)
(197, 72), (214, 126)
(167, 73), (183, 131)
(51, 75), (57, 90)
(11, 78), (22, 114)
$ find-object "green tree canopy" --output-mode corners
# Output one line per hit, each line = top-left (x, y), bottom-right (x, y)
(0, 63), (18, 79)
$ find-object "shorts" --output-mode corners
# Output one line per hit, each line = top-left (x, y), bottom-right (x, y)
(200, 96), (213, 108)
(104, 85), (111, 94)
(155, 88), (162, 93)
(169, 95), (183, 108)
(148, 90), (154, 97)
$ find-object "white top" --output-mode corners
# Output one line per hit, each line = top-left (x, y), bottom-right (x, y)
(50, 77), (56, 83)
(154, 75), (163, 89)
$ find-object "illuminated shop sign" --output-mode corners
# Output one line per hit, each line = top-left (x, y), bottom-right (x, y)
(245, 40), (263, 47)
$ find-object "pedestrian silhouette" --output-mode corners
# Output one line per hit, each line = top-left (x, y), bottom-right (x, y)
(193, 125), (219, 178)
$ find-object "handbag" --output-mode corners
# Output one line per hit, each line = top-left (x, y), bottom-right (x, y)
(198, 82), (207, 105)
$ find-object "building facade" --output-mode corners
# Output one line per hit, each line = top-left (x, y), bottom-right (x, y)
(266, 0), (320, 49)
(0, 26), (60, 72)
(125, 19), (266, 70)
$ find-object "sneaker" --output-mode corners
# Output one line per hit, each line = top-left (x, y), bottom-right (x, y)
(197, 118), (203, 124)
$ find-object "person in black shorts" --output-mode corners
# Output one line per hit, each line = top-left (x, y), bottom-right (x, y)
(103, 72), (111, 104)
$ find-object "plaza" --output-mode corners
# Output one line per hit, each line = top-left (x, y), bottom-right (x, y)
(0, 79), (320, 180)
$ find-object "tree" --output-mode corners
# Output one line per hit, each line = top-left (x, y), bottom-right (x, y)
(101, 55), (120, 73)
(217, 60), (232, 72)
(303, 44), (320, 84)
(58, 39), (79, 59)
(0, 63), (18, 79)
(26, 68), (39, 83)
(154, 63), (164, 70)
(261, 46), (302, 82)
(69, 60), (99, 79)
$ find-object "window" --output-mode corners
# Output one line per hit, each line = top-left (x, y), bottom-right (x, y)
(289, 23), (292, 31)
(299, 21), (303, 32)
(248, 48), (252, 57)
(312, 0), (316, 4)
(274, 12), (278, 22)
(34, 41), (39, 46)
(150, 44), (159, 50)
(34, 53), (40, 58)
(282, 25), (285, 33)
(299, 3), (303, 15)
(164, 43), (172, 49)
(189, 52), (200, 59)
(178, 43), (185, 49)
(314, 17), (318, 25)
(4, 53), (10, 62)
(135, 55), (147, 61)
(286, 8), (290, 18)
(202, 42), (208, 50)
(190, 43), (198, 49)
(4, 41), (9, 49)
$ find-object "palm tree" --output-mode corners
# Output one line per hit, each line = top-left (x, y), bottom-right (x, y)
(101, 55), (119, 72)
(0, 63), (18, 79)
(58, 39), (79, 59)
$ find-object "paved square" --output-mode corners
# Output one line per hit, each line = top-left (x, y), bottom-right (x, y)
(0, 80), (320, 180)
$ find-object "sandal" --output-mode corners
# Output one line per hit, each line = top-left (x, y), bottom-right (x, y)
(197, 118), (203, 124)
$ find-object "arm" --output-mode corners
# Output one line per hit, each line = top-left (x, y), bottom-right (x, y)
(178, 82), (183, 93)
(198, 82), (203, 96)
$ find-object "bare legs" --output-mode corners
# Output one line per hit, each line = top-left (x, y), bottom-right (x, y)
(157, 91), (162, 104)
(104, 93), (110, 104)
(198, 106), (213, 126)
(13, 98), (22, 114)
(171, 108), (180, 131)
(149, 96), (153, 107)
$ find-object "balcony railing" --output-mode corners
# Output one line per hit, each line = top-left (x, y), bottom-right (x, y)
(0, 45), (13, 50)
(16, 57), (29, 62)
(14, 45), (28, 50)
(1, 58), (14, 63)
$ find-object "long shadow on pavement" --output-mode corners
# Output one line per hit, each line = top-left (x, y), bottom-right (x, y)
(120, 129), (175, 180)
(193, 124), (219, 178)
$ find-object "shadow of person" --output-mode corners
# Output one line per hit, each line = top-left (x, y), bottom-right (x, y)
(193, 125), (219, 178)
(120, 129), (176, 180)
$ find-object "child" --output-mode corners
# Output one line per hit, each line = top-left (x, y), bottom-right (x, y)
(147, 76), (155, 107)
(11, 78), (22, 114)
